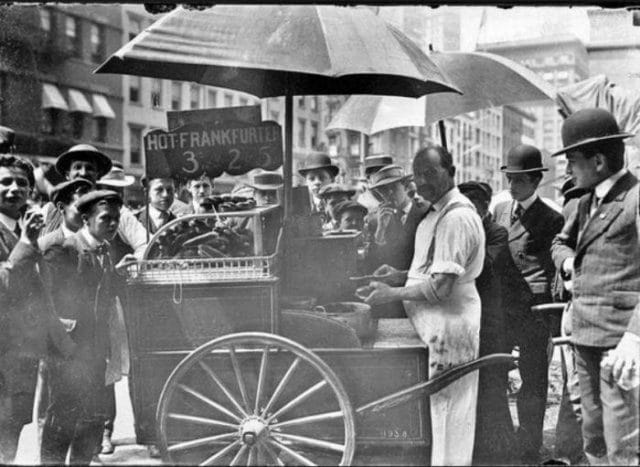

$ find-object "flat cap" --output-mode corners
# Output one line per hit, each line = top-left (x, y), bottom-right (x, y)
(50, 178), (93, 205)
(458, 181), (492, 203)
(334, 200), (368, 218)
(76, 189), (122, 215)
(318, 183), (356, 198)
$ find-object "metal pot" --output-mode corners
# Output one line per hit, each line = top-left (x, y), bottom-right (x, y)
(314, 302), (376, 341)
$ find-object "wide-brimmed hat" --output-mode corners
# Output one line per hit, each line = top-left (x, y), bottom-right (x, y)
(318, 183), (356, 198)
(551, 108), (634, 157)
(298, 153), (339, 178)
(0, 126), (15, 153)
(458, 181), (492, 203)
(50, 178), (93, 205)
(500, 144), (548, 174)
(247, 172), (283, 191)
(97, 167), (135, 188)
(364, 154), (394, 175)
(334, 200), (368, 218)
(369, 164), (412, 189)
(55, 144), (112, 177)
(76, 189), (122, 215)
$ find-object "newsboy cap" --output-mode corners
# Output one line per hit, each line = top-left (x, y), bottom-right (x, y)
(551, 108), (634, 157)
(458, 181), (492, 203)
(318, 183), (356, 198)
(334, 200), (368, 218)
(50, 178), (93, 205)
(76, 190), (122, 215)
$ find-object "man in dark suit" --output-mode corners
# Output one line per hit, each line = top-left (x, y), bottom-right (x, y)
(0, 154), (75, 463)
(40, 190), (124, 465)
(136, 176), (177, 234)
(551, 108), (640, 465)
(494, 144), (564, 463)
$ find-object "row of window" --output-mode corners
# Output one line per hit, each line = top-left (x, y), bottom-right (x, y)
(41, 109), (108, 142)
(40, 8), (106, 64)
(298, 118), (320, 149)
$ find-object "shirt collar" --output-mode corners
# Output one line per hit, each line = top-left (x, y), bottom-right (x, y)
(0, 212), (17, 233)
(148, 205), (165, 224)
(401, 199), (412, 216)
(80, 226), (103, 249)
(595, 168), (627, 201)
(61, 224), (76, 239)
(432, 187), (459, 213)
(517, 192), (538, 211)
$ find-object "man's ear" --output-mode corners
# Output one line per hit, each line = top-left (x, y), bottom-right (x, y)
(55, 201), (66, 213)
(594, 152), (608, 174)
(80, 212), (89, 225)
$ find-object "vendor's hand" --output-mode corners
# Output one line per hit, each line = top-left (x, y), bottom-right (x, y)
(363, 281), (397, 306)
(601, 332), (640, 389)
(20, 210), (44, 246)
(562, 257), (575, 278)
(115, 254), (137, 272)
(372, 264), (407, 286)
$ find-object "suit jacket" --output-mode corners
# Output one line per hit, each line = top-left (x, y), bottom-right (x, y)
(41, 231), (122, 360)
(494, 197), (564, 300)
(552, 172), (640, 346)
(135, 207), (176, 235)
(0, 222), (74, 396)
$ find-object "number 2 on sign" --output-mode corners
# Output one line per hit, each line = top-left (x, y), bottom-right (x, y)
(182, 151), (200, 174)
(228, 148), (243, 172)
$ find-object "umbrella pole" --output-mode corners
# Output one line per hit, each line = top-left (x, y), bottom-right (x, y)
(283, 93), (293, 218)
(438, 120), (448, 150)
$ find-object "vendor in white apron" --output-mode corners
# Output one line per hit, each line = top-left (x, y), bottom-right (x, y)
(363, 145), (485, 466)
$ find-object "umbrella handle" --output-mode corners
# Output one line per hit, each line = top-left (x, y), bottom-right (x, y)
(438, 120), (448, 150)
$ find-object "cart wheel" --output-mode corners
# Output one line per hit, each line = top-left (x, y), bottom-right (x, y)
(156, 332), (356, 466)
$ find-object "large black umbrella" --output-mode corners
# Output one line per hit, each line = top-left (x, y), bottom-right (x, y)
(96, 5), (461, 215)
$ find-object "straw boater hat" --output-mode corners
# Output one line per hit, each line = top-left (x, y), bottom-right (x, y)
(318, 183), (356, 199)
(98, 166), (135, 188)
(55, 144), (112, 177)
(368, 164), (412, 190)
(297, 153), (339, 178)
(364, 154), (394, 176)
(551, 108), (634, 157)
(247, 172), (283, 191)
(500, 144), (548, 174)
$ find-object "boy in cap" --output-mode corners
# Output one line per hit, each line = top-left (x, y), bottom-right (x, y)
(333, 200), (368, 232)
(40, 190), (124, 465)
(551, 108), (640, 465)
(493, 144), (564, 463)
(318, 183), (356, 230)
(0, 155), (75, 463)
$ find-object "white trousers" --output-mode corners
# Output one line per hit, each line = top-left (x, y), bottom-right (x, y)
(430, 371), (479, 466)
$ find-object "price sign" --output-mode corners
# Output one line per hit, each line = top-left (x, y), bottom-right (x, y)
(143, 119), (283, 181)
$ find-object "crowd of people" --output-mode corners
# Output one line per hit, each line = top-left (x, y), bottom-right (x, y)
(0, 106), (638, 466)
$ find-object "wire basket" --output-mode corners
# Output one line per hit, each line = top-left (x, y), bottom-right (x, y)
(125, 255), (275, 285)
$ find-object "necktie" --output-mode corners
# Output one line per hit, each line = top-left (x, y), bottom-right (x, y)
(158, 210), (170, 227)
(511, 203), (524, 226)
(13, 223), (21, 238)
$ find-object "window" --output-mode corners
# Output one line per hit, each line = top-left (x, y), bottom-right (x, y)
(224, 93), (233, 107)
(151, 79), (162, 108)
(65, 16), (81, 58)
(239, 97), (249, 106)
(542, 72), (554, 82)
(40, 9), (53, 41)
(298, 97), (305, 108)
(129, 16), (142, 41)
(270, 110), (279, 122)
(90, 23), (105, 63)
(71, 113), (84, 139)
(129, 76), (141, 103)
(310, 121), (319, 149)
(92, 117), (107, 143)
(130, 126), (143, 165)
(171, 81), (182, 110)
(297, 118), (306, 148)
(190, 84), (201, 109)
(41, 109), (58, 135)
(310, 96), (318, 111)
(207, 90), (217, 108)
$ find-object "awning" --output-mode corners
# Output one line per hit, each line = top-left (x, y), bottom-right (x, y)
(42, 83), (68, 111)
(67, 89), (93, 114)
(92, 94), (116, 119)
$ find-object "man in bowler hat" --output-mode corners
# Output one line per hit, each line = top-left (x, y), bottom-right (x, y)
(298, 152), (339, 215)
(494, 144), (564, 463)
(551, 108), (640, 465)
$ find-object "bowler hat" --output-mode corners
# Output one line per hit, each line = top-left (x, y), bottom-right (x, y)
(98, 167), (135, 188)
(334, 200), (368, 218)
(459, 181), (492, 203)
(318, 183), (356, 198)
(551, 108), (634, 157)
(0, 126), (15, 153)
(369, 164), (412, 189)
(50, 178), (93, 205)
(501, 144), (548, 174)
(298, 153), (339, 178)
(76, 189), (122, 215)
(364, 154), (394, 175)
(56, 144), (112, 178)
(247, 172), (283, 191)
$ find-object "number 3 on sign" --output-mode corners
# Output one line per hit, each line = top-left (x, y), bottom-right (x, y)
(182, 151), (200, 174)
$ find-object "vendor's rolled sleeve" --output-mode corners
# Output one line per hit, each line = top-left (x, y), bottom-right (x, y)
(429, 208), (482, 279)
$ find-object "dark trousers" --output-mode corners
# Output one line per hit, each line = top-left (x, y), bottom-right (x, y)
(507, 295), (551, 461)
(554, 341), (583, 463)
(104, 384), (116, 435)
(41, 357), (109, 465)
(575, 345), (639, 465)
(0, 392), (34, 463)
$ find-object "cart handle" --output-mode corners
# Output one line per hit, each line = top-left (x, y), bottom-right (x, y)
(531, 303), (567, 314)
(355, 353), (516, 416)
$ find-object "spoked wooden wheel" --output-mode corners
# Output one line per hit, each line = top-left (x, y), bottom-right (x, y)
(156, 332), (356, 466)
